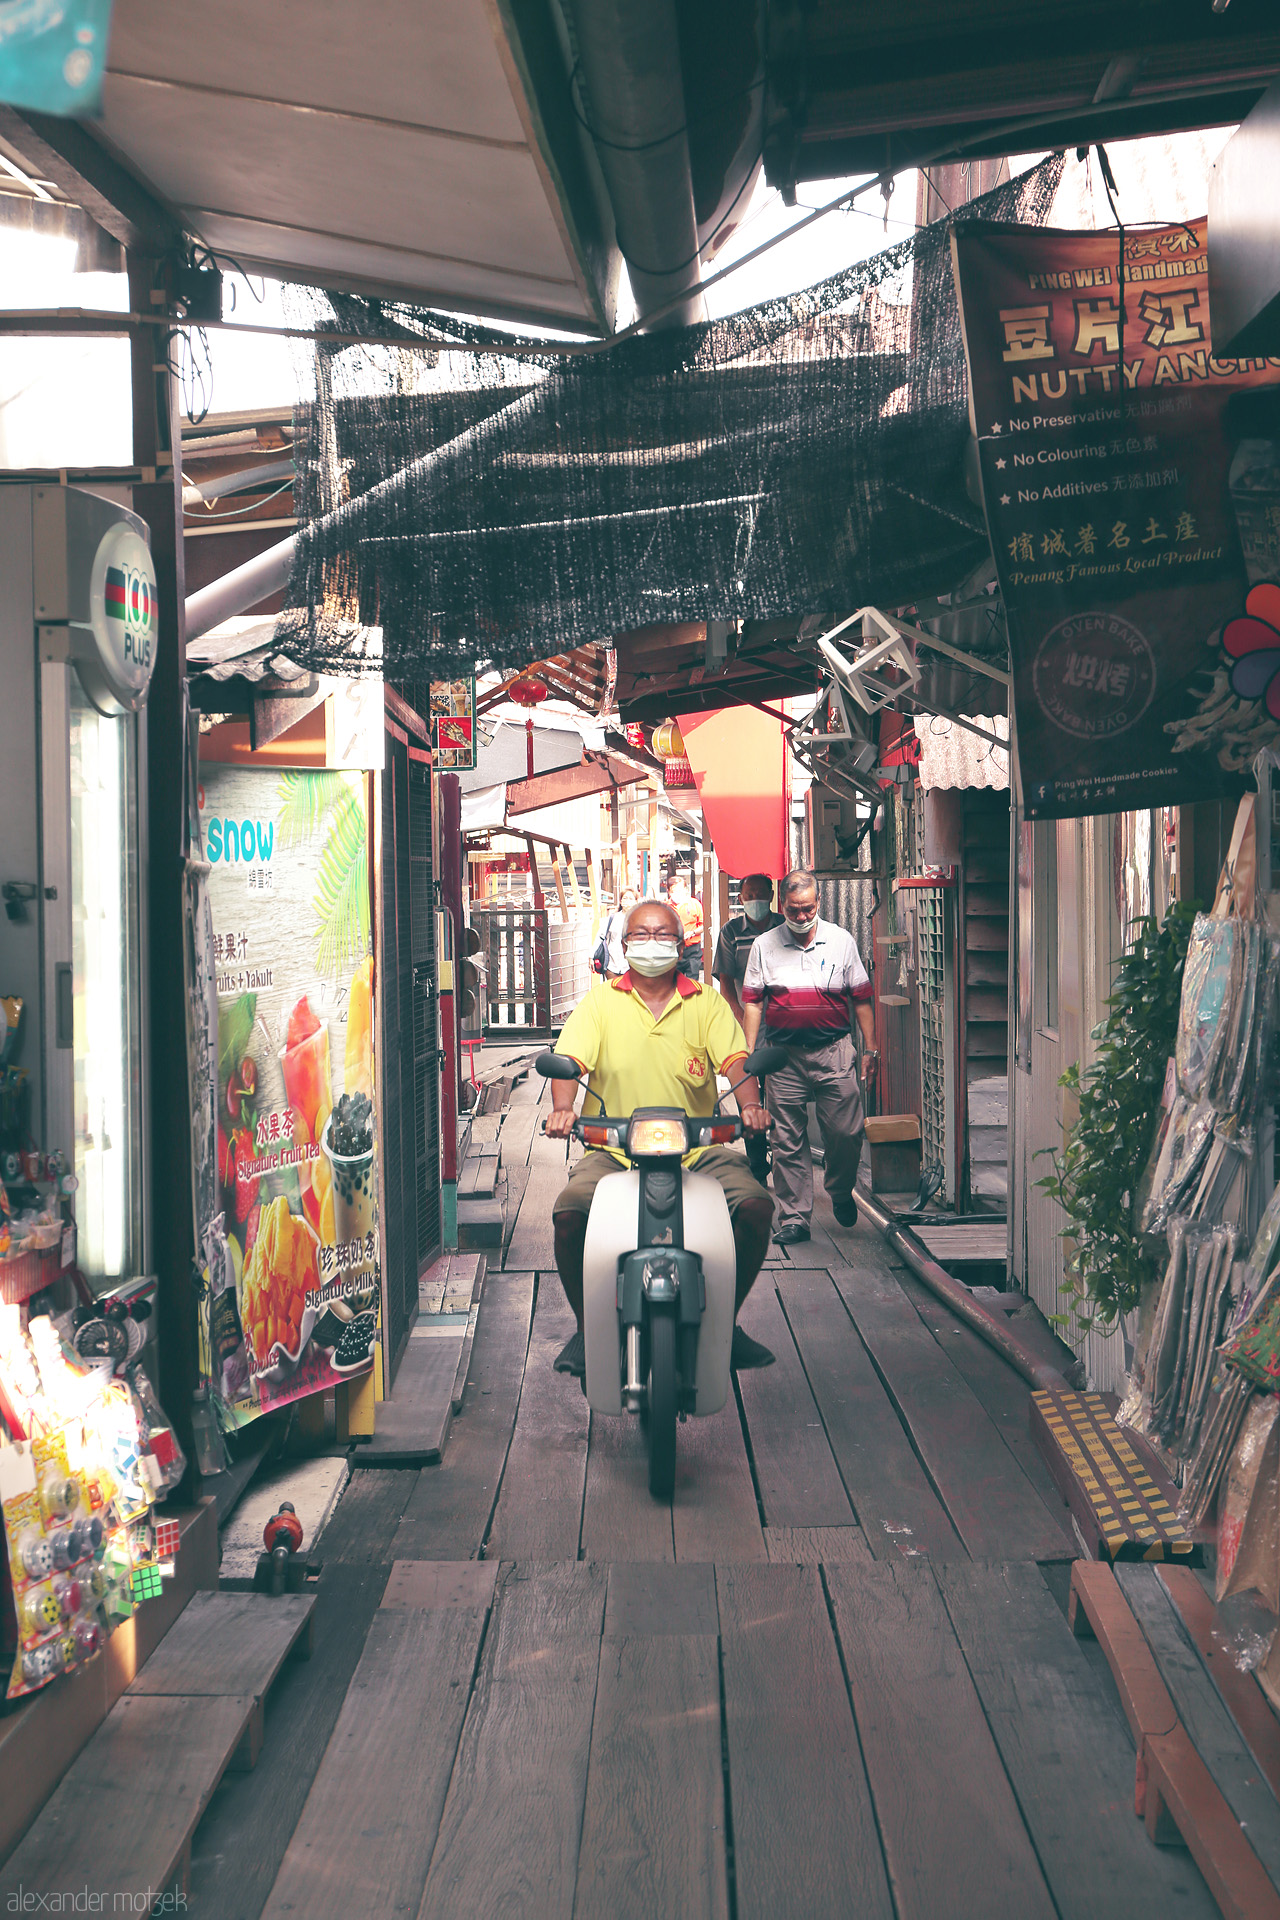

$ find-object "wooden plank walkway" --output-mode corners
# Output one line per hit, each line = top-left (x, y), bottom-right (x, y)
(155, 1190), (1237, 1920)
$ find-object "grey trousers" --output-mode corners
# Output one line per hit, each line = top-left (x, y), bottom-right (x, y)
(765, 1034), (865, 1226)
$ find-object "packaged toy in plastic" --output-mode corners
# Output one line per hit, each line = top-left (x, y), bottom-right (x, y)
(0, 1438), (110, 1699)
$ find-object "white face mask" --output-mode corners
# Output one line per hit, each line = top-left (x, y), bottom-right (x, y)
(626, 939), (680, 976)
(785, 908), (818, 940)
(742, 898), (772, 922)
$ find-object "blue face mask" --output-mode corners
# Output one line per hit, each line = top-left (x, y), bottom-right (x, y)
(742, 898), (772, 922)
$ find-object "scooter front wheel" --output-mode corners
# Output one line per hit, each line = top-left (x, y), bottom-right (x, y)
(647, 1307), (678, 1500)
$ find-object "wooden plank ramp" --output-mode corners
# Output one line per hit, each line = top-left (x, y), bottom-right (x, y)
(826, 1559), (1056, 1920)
(486, 1281), (590, 1562)
(775, 1266), (962, 1559)
(260, 1569), (492, 1920)
(937, 1561), (1220, 1920)
(1067, 1559), (1177, 1814)
(392, 1269), (534, 1560)
(417, 1562), (606, 1920)
(0, 1694), (254, 1910)
(831, 1259), (1070, 1561)
(716, 1563), (894, 1920)
(1158, 1564), (1280, 1808)
(912, 1221), (1008, 1263)
(354, 1321), (464, 1467)
(418, 1251), (484, 1317)
(733, 1282), (855, 1528)
(1030, 1390), (1200, 1564)
(129, 1590), (315, 1768)
(573, 1564), (728, 1920)
(1115, 1564), (1280, 1891)
(1, 1589), (317, 1906)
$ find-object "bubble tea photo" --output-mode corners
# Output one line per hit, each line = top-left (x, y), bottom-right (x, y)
(322, 1092), (378, 1317)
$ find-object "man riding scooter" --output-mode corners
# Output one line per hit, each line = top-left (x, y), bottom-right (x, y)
(545, 897), (777, 1376)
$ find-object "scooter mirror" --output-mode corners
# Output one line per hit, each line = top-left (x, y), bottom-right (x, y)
(743, 1044), (788, 1077)
(535, 1050), (582, 1081)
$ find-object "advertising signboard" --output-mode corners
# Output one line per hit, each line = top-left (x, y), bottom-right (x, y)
(952, 217), (1280, 818)
(430, 674), (476, 769)
(197, 766), (378, 1422)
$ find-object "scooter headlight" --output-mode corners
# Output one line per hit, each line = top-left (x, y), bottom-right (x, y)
(627, 1115), (688, 1157)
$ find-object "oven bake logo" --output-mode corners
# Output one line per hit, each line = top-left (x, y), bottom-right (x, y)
(1032, 610), (1156, 738)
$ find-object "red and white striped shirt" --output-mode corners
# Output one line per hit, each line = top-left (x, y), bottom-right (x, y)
(741, 918), (872, 1043)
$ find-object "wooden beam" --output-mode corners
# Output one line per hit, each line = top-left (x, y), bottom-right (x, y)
(522, 834), (545, 912)
(0, 109), (183, 255)
(586, 849), (601, 933)
(562, 845), (583, 911)
(506, 756), (630, 816)
(550, 849), (570, 923)
(129, 250), (196, 1468)
(384, 683), (431, 747)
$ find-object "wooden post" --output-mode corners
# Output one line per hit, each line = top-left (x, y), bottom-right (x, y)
(551, 848), (570, 923)
(586, 849), (601, 935)
(523, 833), (545, 911)
(128, 251), (197, 1463)
(563, 844), (583, 911)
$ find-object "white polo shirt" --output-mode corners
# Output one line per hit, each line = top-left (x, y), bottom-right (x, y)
(741, 917), (871, 1045)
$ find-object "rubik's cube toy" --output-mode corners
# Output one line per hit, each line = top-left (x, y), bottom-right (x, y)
(130, 1563), (163, 1603)
(153, 1519), (181, 1561)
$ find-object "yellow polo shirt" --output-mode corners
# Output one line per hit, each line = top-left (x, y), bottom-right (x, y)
(556, 971), (746, 1165)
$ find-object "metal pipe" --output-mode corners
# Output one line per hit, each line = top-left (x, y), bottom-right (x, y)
(183, 457), (294, 506)
(857, 1189), (1069, 1393)
(560, 0), (704, 327)
(184, 534), (297, 641)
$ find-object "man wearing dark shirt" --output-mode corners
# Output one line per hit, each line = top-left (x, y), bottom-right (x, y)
(713, 874), (783, 1185)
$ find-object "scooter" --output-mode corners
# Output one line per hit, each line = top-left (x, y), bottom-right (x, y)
(536, 1044), (785, 1498)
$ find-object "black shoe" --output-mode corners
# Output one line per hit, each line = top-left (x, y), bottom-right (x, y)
(553, 1330), (585, 1377)
(831, 1192), (859, 1228)
(773, 1221), (810, 1245)
(731, 1326), (775, 1370)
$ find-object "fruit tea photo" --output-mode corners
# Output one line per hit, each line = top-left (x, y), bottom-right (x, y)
(199, 766), (378, 1423)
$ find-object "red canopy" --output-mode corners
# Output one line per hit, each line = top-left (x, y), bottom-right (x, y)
(677, 707), (788, 882)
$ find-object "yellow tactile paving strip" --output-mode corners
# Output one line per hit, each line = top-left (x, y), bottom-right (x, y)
(1032, 1390), (1197, 1563)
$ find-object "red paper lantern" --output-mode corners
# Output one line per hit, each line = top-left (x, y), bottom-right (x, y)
(508, 677), (548, 708)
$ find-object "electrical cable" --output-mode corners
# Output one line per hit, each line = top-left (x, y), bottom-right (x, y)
(614, 137), (767, 283)
(1094, 143), (1125, 422)
(567, 61), (763, 154)
(186, 477), (294, 520)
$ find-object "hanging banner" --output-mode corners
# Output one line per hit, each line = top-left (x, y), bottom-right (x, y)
(197, 766), (378, 1424)
(430, 673), (475, 769)
(952, 217), (1280, 819)
(0, 0), (114, 116)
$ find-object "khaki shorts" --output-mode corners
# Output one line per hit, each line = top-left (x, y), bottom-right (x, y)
(553, 1145), (770, 1220)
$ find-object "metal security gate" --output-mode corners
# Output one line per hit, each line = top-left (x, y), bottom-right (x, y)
(473, 907), (589, 1035)
(379, 732), (442, 1384)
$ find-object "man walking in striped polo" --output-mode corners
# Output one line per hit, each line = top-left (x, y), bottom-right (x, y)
(740, 870), (878, 1244)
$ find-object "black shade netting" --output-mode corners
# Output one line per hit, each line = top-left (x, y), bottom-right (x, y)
(275, 156), (1063, 680)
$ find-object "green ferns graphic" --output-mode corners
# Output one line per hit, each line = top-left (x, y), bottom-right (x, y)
(275, 771), (369, 977)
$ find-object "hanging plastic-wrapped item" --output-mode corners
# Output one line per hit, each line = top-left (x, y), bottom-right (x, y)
(1176, 915), (1237, 1101)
